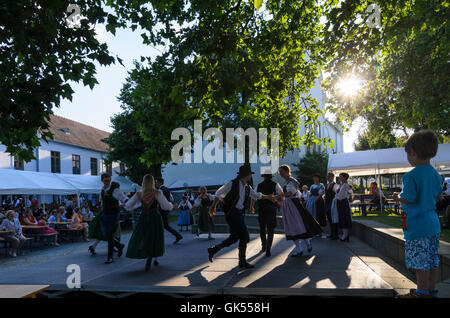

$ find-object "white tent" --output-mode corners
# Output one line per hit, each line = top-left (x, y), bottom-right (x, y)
(0, 169), (140, 196)
(328, 143), (450, 212)
(328, 143), (450, 177)
(0, 169), (77, 195)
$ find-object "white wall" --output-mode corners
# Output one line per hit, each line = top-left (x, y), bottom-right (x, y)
(0, 140), (106, 176)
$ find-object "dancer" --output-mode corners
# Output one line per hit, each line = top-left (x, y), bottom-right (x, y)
(336, 172), (353, 242)
(277, 165), (322, 257)
(306, 173), (326, 229)
(125, 174), (177, 271)
(256, 173), (283, 257)
(207, 165), (276, 269)
(191, 186), (215, 240)
(155, 177), (183, 244)
(177, 196), (192, 232)
(324, 172), (339, 240)
(95, 174), (128, 264)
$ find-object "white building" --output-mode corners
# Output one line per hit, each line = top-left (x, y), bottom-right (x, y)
(0, 115), (122, 203)
(162, 76), (344, 189)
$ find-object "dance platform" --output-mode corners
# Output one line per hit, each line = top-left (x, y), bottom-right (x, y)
(0, 231), (399, 297)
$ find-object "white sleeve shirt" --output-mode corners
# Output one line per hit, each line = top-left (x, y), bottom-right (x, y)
(215, 180), (263, 210)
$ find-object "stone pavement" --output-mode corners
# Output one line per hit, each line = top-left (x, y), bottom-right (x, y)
(0, 224), (419, 297)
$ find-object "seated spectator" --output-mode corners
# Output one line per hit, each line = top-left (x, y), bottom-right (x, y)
(82, 205), (94, 221)
(21, 208), (38, 225)
(369, 182), (386, 210)
(36, 214), (59, 246)
(0, 210), (27, 257)
(70, 208), (89, 241)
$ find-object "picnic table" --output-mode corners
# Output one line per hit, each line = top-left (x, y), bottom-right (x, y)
(0, 285), (50, 298)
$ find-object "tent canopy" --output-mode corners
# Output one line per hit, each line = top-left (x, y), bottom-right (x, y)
(328, 143), (450, 176)
(0, 169), (140, 195)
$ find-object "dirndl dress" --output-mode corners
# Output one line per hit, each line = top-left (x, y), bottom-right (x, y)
(126, 200), (165, 259)
(337, 199), (352, 229)
(281, 196), (322, 240)
(177, 203), (192, 226)
(197, 196), (215, 233)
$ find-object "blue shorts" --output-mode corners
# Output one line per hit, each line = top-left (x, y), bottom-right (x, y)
(405, 234), (440, 270)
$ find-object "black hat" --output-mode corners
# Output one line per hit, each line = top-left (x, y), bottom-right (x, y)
(237, 165), (255, 177)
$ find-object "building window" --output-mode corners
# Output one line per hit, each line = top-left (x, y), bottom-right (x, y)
(90, 158), (98, 176)
(72, 154), (81, 175)
(13, 156), (24, 170)
(106, 163), (112, 176)
(51, 151), (61, 173)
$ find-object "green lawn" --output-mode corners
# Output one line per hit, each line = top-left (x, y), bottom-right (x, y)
(353, 213), (450, 243)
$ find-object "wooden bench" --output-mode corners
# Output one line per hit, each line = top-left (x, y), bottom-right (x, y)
(57, 228), (83, 242)
(0, 285), (50, 298)
(32, 232), (58, 247)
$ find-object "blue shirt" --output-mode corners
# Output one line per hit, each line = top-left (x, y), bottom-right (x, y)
(400, 164), (442, 240)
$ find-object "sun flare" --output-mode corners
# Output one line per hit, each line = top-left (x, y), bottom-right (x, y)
(336, 77), (363, 97)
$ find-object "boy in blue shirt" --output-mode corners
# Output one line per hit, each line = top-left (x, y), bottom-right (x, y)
(394, 130), (442, 298)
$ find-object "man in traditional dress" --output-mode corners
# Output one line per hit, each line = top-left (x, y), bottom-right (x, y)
(155, 177), (183, 244)
(207, 165), (276, 269)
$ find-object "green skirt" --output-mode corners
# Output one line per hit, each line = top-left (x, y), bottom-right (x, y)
(126, 209), (165, 259)
(88, 210), (121, 241)
(88, 211), (106, 241)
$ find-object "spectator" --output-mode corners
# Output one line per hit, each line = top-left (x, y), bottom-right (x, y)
(21, 208), (38, 225)
(394, 130), (442, 298)
(70, 208), (89, 241)
(0, 210), (27, 257)
(369, 182), (386, 211)
(82, 205), (94, 221)
(36, 214), (59, 246)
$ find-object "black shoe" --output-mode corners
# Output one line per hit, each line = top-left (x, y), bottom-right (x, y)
(117, 243), (125, 258)
(153, 260), (159, 266)
(265, 251), (271, 257)
(307, 245), (313, 253)
(208, 247), (216, 263)
(260, 245), (266, 253)
(239, 262), (255, 269)
(145, 258), (152, 272)
(88, 245), (96, 256)
(105, 258), (113, 264)
(174, 236), (183, 244)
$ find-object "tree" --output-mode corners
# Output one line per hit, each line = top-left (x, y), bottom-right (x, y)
(0, 0), (134, 161)
(103, 110), (156, 184)
(293, 150), (329, 186)
(115, 0), (336, 162)
(323, 0), (449, 141)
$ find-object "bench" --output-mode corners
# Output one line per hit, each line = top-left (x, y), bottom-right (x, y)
(32, 232), (58, 247)
(57, 228), (83, 242)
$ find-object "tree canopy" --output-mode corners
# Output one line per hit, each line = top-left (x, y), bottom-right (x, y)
(323, 0), (449, 143)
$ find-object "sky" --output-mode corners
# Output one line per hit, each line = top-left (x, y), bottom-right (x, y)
(54, 23), (361, 153)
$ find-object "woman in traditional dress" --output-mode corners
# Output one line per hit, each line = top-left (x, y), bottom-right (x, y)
(190, 186), (215, 240)
(177, 196), (192, 232)
(125, 174), (177, 271)
(336, 172), (353, 241)
(306, 173), (327, 229)
(277, 165), (322, 256)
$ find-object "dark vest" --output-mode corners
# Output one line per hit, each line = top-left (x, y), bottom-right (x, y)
(257, 179), (277, 208)
(102, 187), (120, 215)
(159, 186), (172, 211)
(222, 178), (250, 213)
(325, 182), (336, 205)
